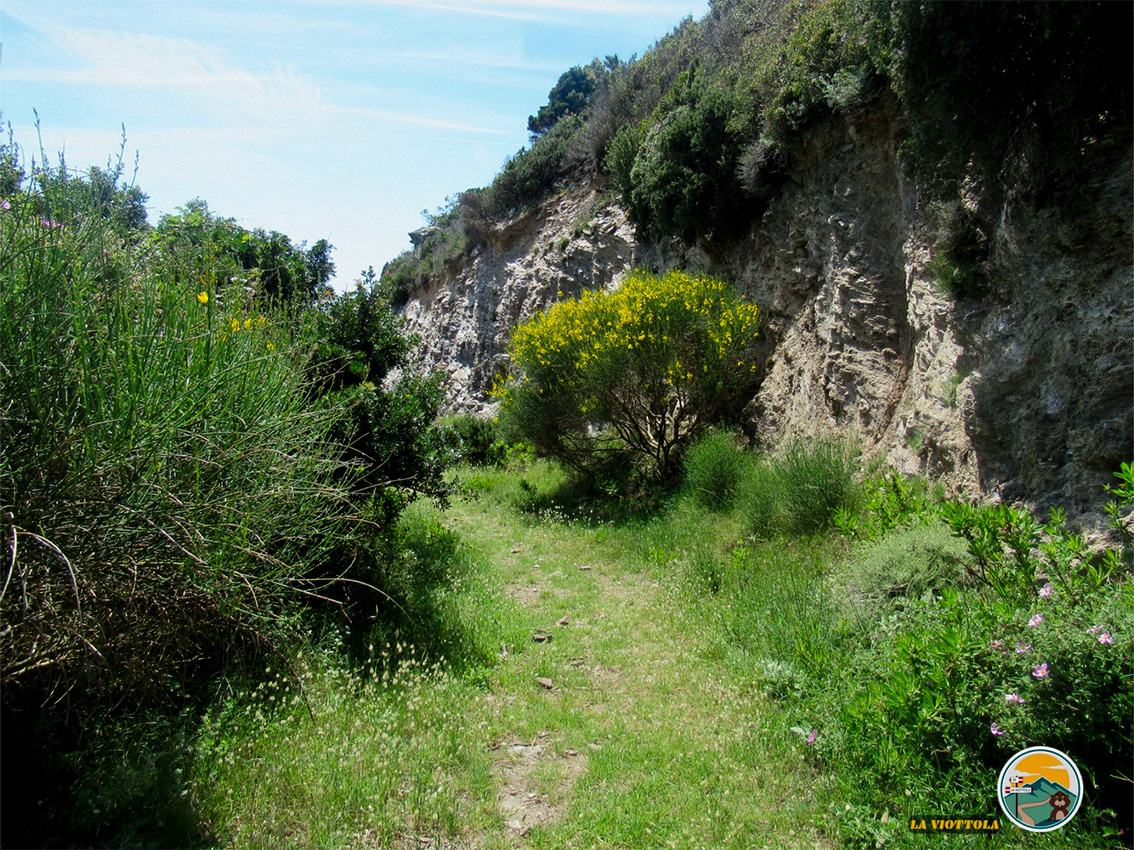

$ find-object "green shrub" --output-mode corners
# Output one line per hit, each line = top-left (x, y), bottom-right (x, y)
(446, 414), (505, 467)
(683, 429), (749, 511)
(834, 469), (938, 541)
(496, 270), (762, 484)
(152, 197), (332, 306)
(742, 437), (860, 537)
(1, 190), (351, 711)
(0, 160), (360, 846)
(776, 476), (1131, 842)
(873, 0), (1132, 192)
(0, 151), (460, 846)
(833, 521), (969, 624)
(611, 75), (748, 243)
(528, 64), (598, 138)
(731, 0), (874, 143)
(482, 115), (585, 217)
(306, 279), (451, 505)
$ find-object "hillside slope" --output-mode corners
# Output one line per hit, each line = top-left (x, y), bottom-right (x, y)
(393, 2), (1132, 514)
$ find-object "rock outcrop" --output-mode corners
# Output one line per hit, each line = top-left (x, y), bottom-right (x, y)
(399, 95), (1132, 515)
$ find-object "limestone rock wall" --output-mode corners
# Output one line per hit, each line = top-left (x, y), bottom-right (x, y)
(398, 97), (1132, 514)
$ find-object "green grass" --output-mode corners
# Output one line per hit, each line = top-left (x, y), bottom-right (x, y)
(189, 463), (830, 848)
(183, 456), (1132, 848)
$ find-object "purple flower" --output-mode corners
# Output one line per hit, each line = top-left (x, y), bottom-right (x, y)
(991, 639), (1006, 651)
(1032, 662), (1050, 679)
(1, 199), (10, 210)
(805, 729), (818, 744)
(1089, 625), (1103, 634)
(991, 723), (1006, 737)
(1028, 614), (1044, 627)
(1015, 642), (1032, 654)
(1005, 693), (1026, 705)
(1038, 583), (1053, 598)
(1098, 632), (1114, 645)
(40, 218), (60, 229)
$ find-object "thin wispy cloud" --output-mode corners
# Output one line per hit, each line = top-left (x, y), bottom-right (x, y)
(8, 28), (325, 115)
(302, 0), (696, 23)
(7, 25), (512, 137)
(2, 0), (706, 284)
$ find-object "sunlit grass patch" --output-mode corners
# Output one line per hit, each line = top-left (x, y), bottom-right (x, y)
(193, 651), (499, 848)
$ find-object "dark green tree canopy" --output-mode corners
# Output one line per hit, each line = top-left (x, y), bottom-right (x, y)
(527, 65), (597, 138)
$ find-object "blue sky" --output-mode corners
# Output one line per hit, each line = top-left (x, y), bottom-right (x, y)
(1, 0), (707, 288)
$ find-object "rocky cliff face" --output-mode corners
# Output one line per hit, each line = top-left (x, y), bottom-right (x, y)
(399, 95), (1132, 515)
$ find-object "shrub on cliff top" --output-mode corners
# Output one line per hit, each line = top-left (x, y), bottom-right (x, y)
(496, 270), (762, 483)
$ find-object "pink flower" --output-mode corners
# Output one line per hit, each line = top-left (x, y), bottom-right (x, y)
(805, 729), (818, 744)
(1098, 633), (1114, 645)
(1032, 662), (1050, 679)
(1005, 693), (1026, 705)
(991, 723), (1005, 736)
(1015, 642), (1032, 654)
(1038, 583), (1052, 598)
(1, 199), (10, 210)
(991, 639), (1006, 651)
(1089, 625), (1103, 634)
(1028, 614), (1044, 627)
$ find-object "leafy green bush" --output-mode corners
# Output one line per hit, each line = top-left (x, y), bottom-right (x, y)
(305, 278), (451, 505)
(873, 0), (1132, 192)
(682, 429), (749, 511)
(446, 414), (505, 467)
(611, 74), (748, 243)
(833, 521), (969, 623)
(482, 115), (585, 217)
(834, 469), (938, 541)
(730, 0), (874, 143)
(1, 186), (351, 712)
(0, 151), (457, 846)
(528, 64), (598, 138)
(152, 197), (333, 306)
(729, 470), (1134, 844)
(496, 270), (762, 483)
(742, 437), (860, 537)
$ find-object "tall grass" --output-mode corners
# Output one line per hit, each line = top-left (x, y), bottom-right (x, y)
(1, 190), (353, 710)
(193, 648), (497, 849)
(741, 436), (860, 537)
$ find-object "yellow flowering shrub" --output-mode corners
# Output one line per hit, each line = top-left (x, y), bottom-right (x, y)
(497, 269), (762, 480)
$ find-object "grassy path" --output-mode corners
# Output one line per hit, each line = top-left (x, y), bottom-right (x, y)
(442, 471), (833, 849)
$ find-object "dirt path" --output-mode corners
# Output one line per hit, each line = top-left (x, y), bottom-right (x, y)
(442, 492), (833, 850)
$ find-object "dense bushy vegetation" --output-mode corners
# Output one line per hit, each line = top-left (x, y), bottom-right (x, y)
(0, 145), (461, 846)
(496, 270), (762, 483)
(673, 440), (1133, 846)
(385, 0), (1131, 299)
